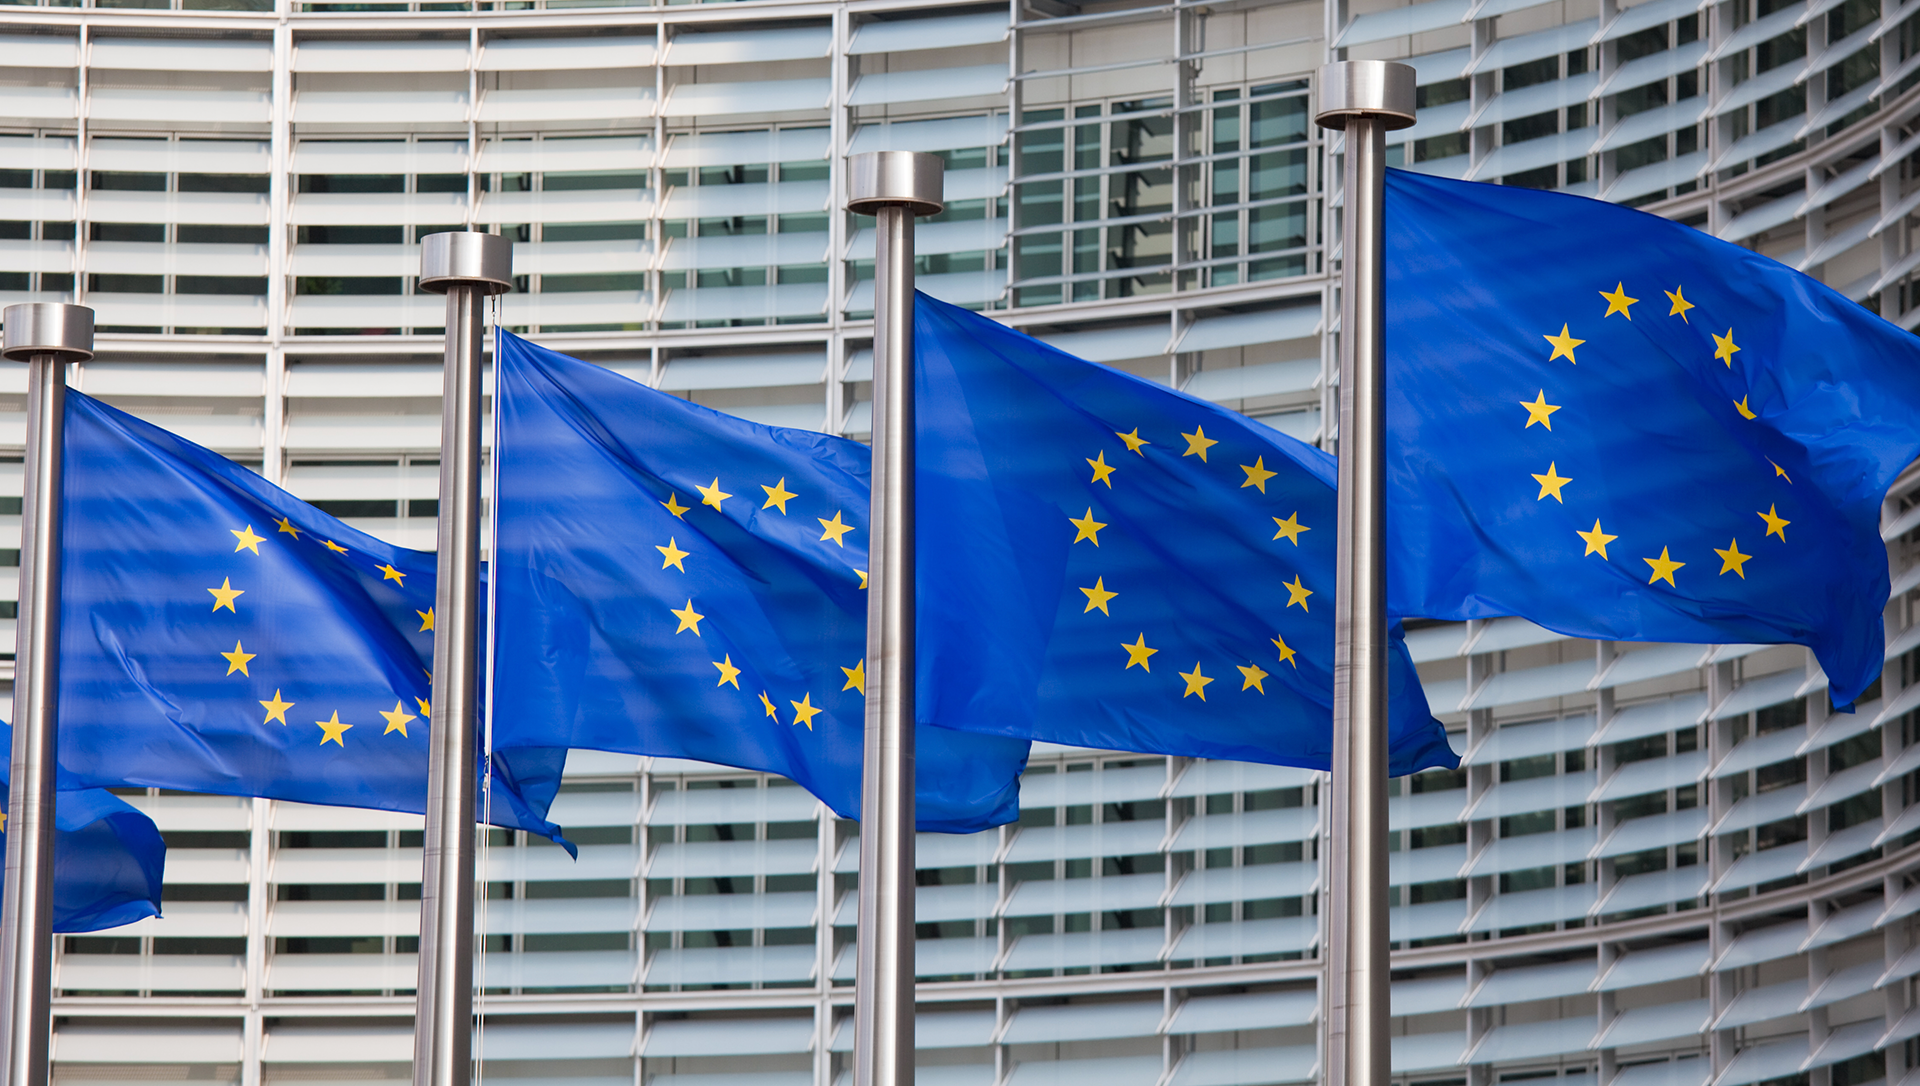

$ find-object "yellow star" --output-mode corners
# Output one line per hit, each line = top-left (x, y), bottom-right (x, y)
(274, 516), (302, 539)
(1643, 547), (1685, 587)
(758, 691), (779, 722)
(1714, 538), (1751, 579)
(1271, 512), (1310, 545)
(1087, 451), (1116, 488)
(789, 693), (822, 730)
(1531, 462), (1572, 503)
(840, 659), (865, 694)
(377, 563), (405, 584)
(1577, 519), (1617, 559)
(1284, 575), (1312, 611)
(1079, 577), (1118, 615)
(761, 478), (797, 514)
(1179, 663), (1214, 700)
(1116, 429), (1150, 456)
(1122, 633), (1158, 671)
(1768, 459), (1792, 483)
(259, 689), (293, 725)
(657, 537), (690, 572)
(1237, 662), (1269, 693)
(1240, 457), (1278, 493)
(1666, 285), (1694, 322)
(1543, 324), (1585, 364)
(697, 479), (730, 510)
(1758, 504), (1790, 540)
(662, 493), (690, 519)
(1713, 329), (1740, 367)
(1520, 390), (1561, 430)
(231, 525), (265, 555)
(208, 577), (244, 613)
(379, 700), (416, 737)
(415, 696), (431, 717)
(1069, 508), (1107, 545)
(220, 640), (255, 677)
(1271, 635), (1298, 668)
(1734, 395), (1756, 420)
(417, 607), (434, 632)
(670, 599), (705, 636)
(1599, 282), (1638, 319)
(1180, 426), (1218, 462)
(323, 540), (348, 554)
(817, 510), (855, 547)
(316, 711), (352, 747)
(713, 655), (742, 690)
(856, 569), (868, 589)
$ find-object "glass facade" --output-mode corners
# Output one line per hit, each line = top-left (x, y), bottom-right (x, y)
(0, 0), (1918, 1083)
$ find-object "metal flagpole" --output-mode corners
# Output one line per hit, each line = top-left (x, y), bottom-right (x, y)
(846, 150), (943, 1086)
(1315, 61), (1414, 1086)
(0, 302), (92, 1086)
(414, 231), (512, 1086)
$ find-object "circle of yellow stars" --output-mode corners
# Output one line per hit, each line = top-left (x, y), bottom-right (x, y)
(1070, 421), (1310, 701)
(1526, 281), (1789, 590)
(214, 516), (427, 748)
(654, 473), (863, 731)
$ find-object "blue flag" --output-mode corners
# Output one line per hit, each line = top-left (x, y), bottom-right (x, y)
(57, 390), (566, 841)
(0, 723), (167, 932)
(491, 331), (1030, 832)
(913, 293), (1457, 775)
(1383, 170), (1920, 706)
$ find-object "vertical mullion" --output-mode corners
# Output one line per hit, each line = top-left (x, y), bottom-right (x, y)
(74, 23), (90, 310)
(269, 23), (292, 365)
(830, 10), (851, 333)
(467, 26), (479, 239)
(652, 20), (667, 331)
(1003, 0), (1020, 307)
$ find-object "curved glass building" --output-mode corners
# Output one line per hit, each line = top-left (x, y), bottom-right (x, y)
(0, 0), (1916, 1084)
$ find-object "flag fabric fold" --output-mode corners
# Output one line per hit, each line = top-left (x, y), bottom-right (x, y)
(913, 292), (1457, 775)
(56, 390), (567, 841)
(490, 331), (1030, 832)
(0, 722), (167, 932)
(1383, 170), (1920, 706)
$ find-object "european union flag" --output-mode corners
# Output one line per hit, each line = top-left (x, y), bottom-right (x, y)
(57, 391), (566, 840)
(490, 331), (1031, 832)
(914, 293), (1457, 775)
(1384, 170), (1920, 706)
(0, 723), (167, 932)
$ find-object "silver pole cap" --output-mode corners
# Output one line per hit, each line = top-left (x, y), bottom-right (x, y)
(1314, 60), (1417, 131)
(847, 151), (944, 217)
(419, 231), (514, 296)
(1, 303), (94, 362)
